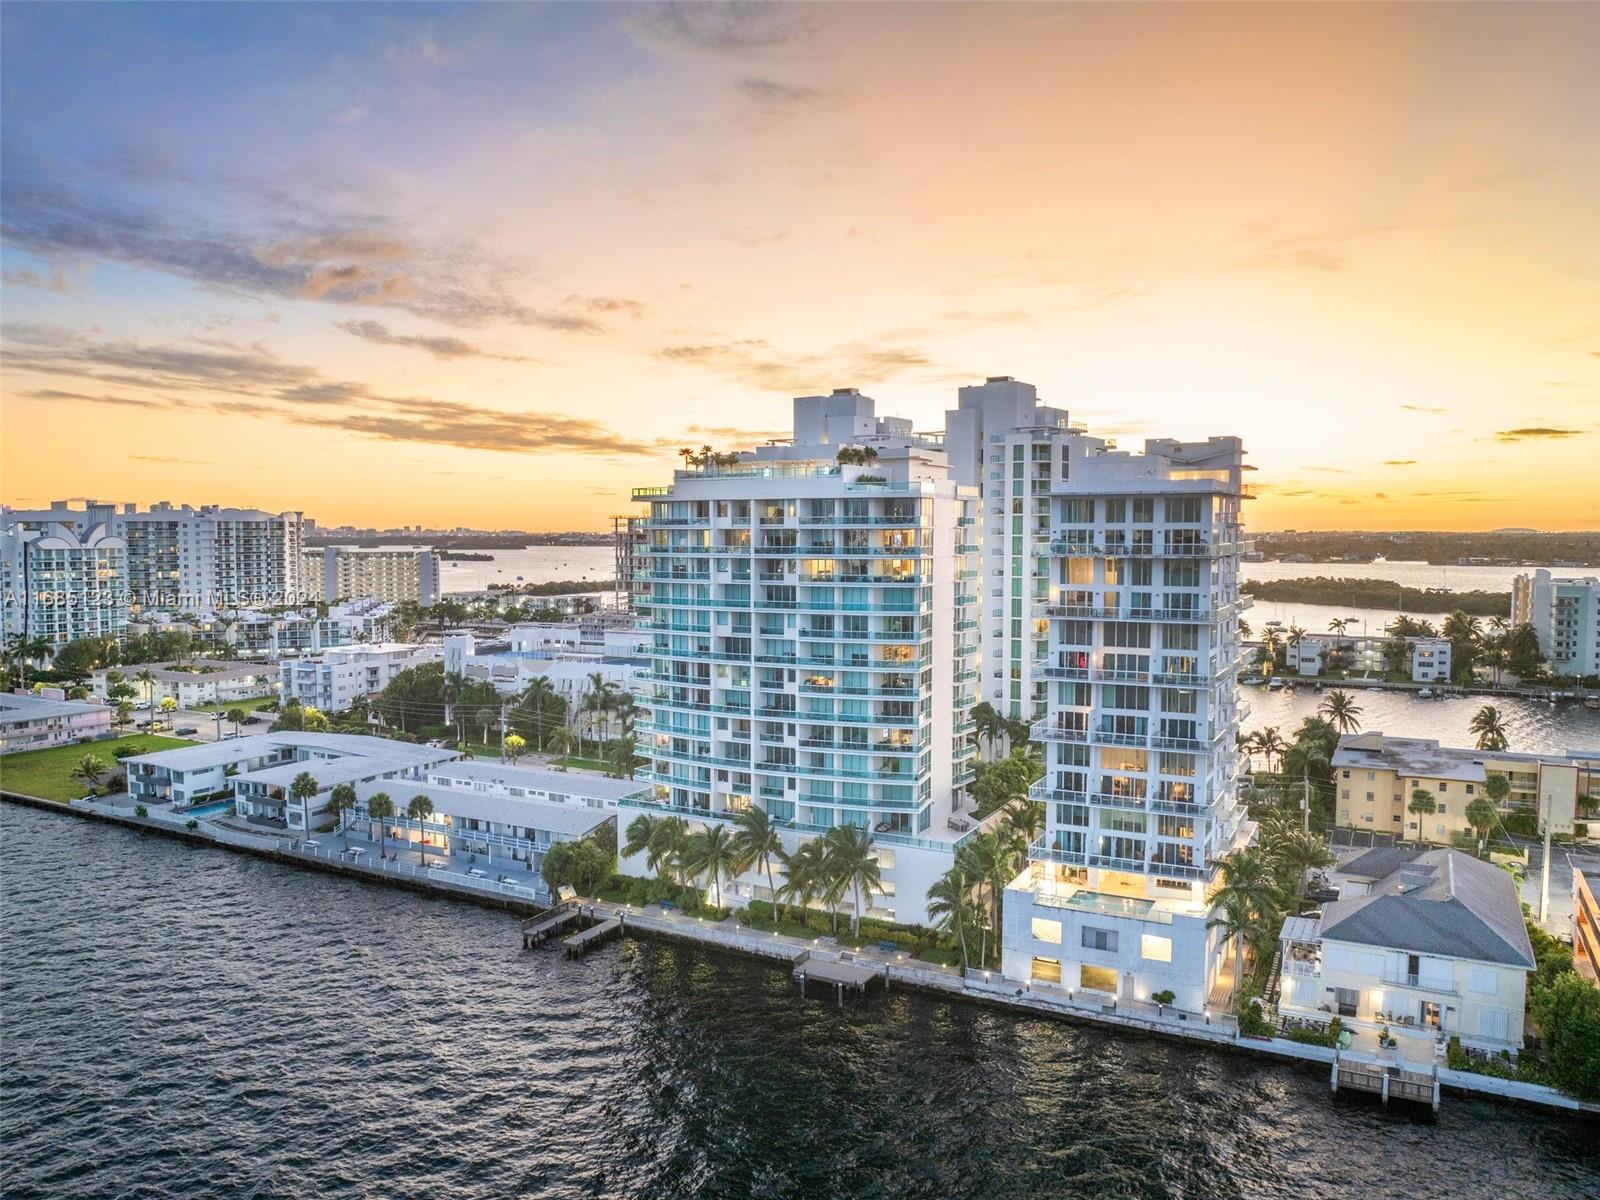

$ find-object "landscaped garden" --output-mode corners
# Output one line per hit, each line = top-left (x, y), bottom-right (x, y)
(0, 734), (195, 802)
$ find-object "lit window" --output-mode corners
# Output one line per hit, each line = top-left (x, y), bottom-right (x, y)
(1031, 956), (1062, 984)
(1031, 917), (1062, 945)
(1141, 934), (1172, 963)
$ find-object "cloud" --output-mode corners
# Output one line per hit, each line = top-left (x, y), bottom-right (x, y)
(1401, 404), (1447, 414)
(623, 2), (802, 57)
(1, 325), (662, 458)
(1304, 466), (1349, 474)
(1381, 459), (1418, 466)
(738, 77), (822, 109)
(335, 319), (532, 362)
(0, 159), (595, 330)
(1494, 426), (1587, 442)
(684, 424), (791, 444)
(565, 294), (645, 319)
(658, 336), (932, 391)
(1232, 220), (1399, 274)
(130, 455), (211, 465)
(1, 264), (75, 293)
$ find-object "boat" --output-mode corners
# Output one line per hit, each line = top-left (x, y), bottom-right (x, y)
(1267, 677), (1286, 691)
(1418, 687), (1433, 699)
(1585, 698), (1599, 711)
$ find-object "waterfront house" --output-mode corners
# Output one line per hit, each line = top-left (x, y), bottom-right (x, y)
(1277, 848), (1534, 1060)
(90, 661), (279, 709)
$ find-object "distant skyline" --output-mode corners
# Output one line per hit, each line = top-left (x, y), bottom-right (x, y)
(3, 2), (1596, 531)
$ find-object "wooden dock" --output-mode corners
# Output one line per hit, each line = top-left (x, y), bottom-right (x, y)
(564, 916), (622, 956)
(520, 902), (580, 948)
(795, 951), (884, 1005)
(1331, 1051), (1441, 1111)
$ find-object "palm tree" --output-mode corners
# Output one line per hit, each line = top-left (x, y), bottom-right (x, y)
(1317, 689), (1363, 735)
(687, 823), (738, 909)
(622, 813), (660, 872)
(550, 723), (580, 760)
(1005, 798), (1045, 848)
(1269, 828), (1335, 911)
(1468, 705), (1509, 752)
(1251, 726), (1287, 775)
(225, 707), (248, 736)
(136, 668), (156, 707)
(582, 672), (614, 753)
(520, 677), (560, 750)
(366, 791), (396, 857)
(649, 815), (692, 888)
(925, 866), (979, 971)
(326, 783), (357, 836)
(1408, 787), (1437, 843)
(71, 754), (110, 792)
(1285, 625), (1308, 668)
(406, 794), (435, 864)
(1207, 849), (1279, 1002)
(1465, 797), (1498, 850)
(1328, 617), (1351, 638)
(778, 838), (826, 921)
(289, 771), (320, 825)
(824, 825), (883, 938)
(731, 806), (786, 913)
(956, 831), (1006, 967)
(607, 733), (638, 779)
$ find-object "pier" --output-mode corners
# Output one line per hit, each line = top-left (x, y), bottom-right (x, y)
(520, 902), (581, 948)
(564, 914), (623, 956)
(794, 950), (883, 1005)
(1331, 1050), (1441, 1112)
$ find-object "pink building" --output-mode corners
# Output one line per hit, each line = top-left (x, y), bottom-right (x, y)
(0, 692), (113, 755)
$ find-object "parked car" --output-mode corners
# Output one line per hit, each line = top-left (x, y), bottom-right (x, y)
(174, 726), (199, 735)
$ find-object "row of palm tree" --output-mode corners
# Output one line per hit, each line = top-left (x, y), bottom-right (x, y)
(622, 807), (889, 936)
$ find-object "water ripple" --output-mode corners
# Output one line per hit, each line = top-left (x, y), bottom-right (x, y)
(3, 802), (1596, 1200)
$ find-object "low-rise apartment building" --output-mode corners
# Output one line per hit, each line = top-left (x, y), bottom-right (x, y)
(90, 661), (278, 709)
(0, 692), (113, 755)
(277, 643), (440, 713)
(1278, 847), (1534, 1059)
(1288, 633), (1451, 683)
(125, 733), (457, 829)
(1332, 732), (1599, 841)
(441, 630), (647, 706)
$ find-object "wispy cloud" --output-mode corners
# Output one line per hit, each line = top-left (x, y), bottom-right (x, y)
(1401, 404), (1447, 414)
(623, 2), (803, 58)
(683, 424), (791, 444)
(131, 454), (211, 465)
(0, 157), (598, 331)
(738, 77), (822, 109)
(658, 336), (931, 390)
(1, 325), (667, 458)
(1381, 459), (1418, 466)
(1, 264), (76, 293)
(335, 319), (532, 362)
(1494, 426), (1588, 442)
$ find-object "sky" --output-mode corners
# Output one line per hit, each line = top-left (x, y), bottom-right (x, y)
(2, 2), (1597, 532)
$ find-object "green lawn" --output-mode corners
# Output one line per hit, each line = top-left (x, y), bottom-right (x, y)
(188, 694), (278, 713)
(0, 734), (196, 802)
(548, 755), (611, 773)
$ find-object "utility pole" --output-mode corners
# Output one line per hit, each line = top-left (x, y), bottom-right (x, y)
(499, 703), (509, 760)
(213, 680), (223, 742)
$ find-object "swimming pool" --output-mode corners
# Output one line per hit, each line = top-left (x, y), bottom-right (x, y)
(182, 800), (235, 819)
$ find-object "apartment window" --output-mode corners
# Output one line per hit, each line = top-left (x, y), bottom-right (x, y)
(1080, 964), (1118, 993)
(1334, 987), (1359, 1017)
(1467, 966), (1497, 995)
(1140, 934), (1172, 963)
(1031, 957), (1062, 984)
(1032, 918), (1063, 945)
(1081, 927), (1118, 953)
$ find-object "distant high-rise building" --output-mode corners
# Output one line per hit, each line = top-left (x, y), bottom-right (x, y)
(301, 546), (440, 606)
(1512, 569), (1600, 679)
(5, 499), (303, 613)
(0, 520), (128, 650)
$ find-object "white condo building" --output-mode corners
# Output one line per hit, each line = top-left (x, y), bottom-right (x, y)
(1512, 569), (1599, 678)
(278, 642), (440, 713)
(626, 389), (986, 925)
(0, 520), (129, 650)
(944, 377), (1103, 723)
(1000, 433), (1253, 1012)
(301, 546), (441, 605)
(5, 499), (304, 613)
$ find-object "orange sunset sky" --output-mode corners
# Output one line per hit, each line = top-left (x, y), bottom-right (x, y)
(2, 2), (1596, 531)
